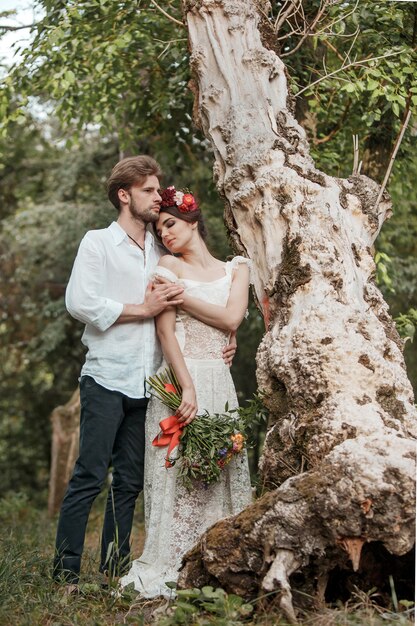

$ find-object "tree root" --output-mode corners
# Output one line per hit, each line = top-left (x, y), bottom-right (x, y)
(262, 549), (301, 624)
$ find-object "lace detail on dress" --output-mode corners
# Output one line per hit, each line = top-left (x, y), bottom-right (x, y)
(120, 256), (253, 598)
(179, 313), (229, 359)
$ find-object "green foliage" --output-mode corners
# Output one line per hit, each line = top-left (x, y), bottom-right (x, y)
(395, 309), (417, 344)
(2, 1), (416, 184)
(235, 393), (268, 448)
(155, 584), (415, 626)
(0, 190), (115, 494)
(280, 1), (417, 180)
(375, 251), (394, 293)
(232, 299), (264, 402)
(375, 162), (417, 392)
(0, 115), (59, 219)
(1, 0), (193, 157)
(377, 170), (417, 313)
(0, 125), (121, 495)
(157, 586), (254, 626)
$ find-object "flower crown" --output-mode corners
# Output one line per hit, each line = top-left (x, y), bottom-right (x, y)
(160, 186), (199, 213)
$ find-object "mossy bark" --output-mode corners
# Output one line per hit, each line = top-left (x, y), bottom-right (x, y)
(180, 0), (416, 620)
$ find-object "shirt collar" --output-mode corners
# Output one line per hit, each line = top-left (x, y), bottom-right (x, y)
(109, 221), (155, 248)
(109, 221), (127, 246)
(145, 228), (155, 249)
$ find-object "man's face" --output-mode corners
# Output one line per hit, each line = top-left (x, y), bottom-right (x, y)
(120, 175), (162, 224)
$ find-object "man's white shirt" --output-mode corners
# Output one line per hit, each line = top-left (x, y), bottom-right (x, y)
(66, 221), (163, 398)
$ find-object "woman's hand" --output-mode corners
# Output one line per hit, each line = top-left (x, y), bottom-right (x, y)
(176, 386), (197, 425)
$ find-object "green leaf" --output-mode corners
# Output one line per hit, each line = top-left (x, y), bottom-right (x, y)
(366, 78), (380, 91)
(164, 580), (177, 589)
(176, 588), (201, 598)
(64, 70), (76, 84)
(239, 602), (254, 616)
(343, 83), (356, 93)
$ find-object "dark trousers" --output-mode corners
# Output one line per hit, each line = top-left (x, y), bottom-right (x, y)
(53, 376), (148, 583)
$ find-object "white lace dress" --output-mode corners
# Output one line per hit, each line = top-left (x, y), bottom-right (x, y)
(120, 257), (253, 597)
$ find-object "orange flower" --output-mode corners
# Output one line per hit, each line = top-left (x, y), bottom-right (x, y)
(182, 193), (195, 206)
(164, 383), (177, 394)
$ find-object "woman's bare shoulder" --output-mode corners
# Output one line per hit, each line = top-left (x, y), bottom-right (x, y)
(158, 254), (181, 271)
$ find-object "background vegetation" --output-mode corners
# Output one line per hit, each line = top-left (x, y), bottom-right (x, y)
(0, 0), (415, 622)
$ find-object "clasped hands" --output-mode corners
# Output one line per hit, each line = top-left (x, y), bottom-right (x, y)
(143, 280), (184, 316)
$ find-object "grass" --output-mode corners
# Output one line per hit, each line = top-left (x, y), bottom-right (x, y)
(0, 492), (414, 626)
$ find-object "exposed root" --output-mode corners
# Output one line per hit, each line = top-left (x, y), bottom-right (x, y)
(262, 549), (301, 624)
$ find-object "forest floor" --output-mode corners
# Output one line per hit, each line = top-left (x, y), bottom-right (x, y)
(0, 491), (414, 626)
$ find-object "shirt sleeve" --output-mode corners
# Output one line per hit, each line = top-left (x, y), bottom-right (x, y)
(65, 235), (124, 332)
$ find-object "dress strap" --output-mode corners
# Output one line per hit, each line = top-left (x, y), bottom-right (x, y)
(152, 266), (179, 283)
(226, 256), (253, 284)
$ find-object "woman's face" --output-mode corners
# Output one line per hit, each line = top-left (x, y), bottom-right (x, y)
(156, 212), (196, 253)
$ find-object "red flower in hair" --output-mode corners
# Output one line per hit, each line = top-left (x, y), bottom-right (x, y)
(160, 186), (177, 209)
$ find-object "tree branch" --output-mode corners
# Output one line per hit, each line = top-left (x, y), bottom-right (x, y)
(274, 0), (303, 34)
(295, 49), (404, 97)
(352, 134), (362, 175)
(281, 0), (330, 58)
(316, 100), (351, 145)
(0, 23), (36, 32)
(149, 0), (184, 28)
(321, 38), (345, 62)
(374, 102), (413, 212)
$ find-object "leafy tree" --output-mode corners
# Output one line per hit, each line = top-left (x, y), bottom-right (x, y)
(0, 126), (121, 494)
(0, 196), (112, 493)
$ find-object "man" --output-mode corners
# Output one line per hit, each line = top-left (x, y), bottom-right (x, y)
(53, 155), (235, 589)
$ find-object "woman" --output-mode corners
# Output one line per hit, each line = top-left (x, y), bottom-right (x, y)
(120, 186), (252, 597)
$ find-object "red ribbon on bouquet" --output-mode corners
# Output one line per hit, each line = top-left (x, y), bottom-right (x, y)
(152, 414), (184, 468)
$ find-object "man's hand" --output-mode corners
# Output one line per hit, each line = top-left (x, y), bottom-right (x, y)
(143, 282), (184, 317)
(222, 331), (237, 367)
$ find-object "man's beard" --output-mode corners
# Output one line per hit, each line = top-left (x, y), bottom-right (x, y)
(128, 197), (159, 224)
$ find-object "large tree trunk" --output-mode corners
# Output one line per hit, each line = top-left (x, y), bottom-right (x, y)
(179, 0), (416, 620)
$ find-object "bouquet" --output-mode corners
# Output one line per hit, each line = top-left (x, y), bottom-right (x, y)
(147, 366), (248, 489)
